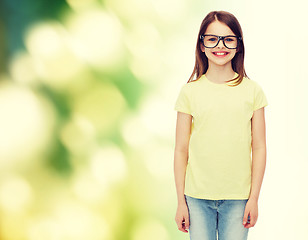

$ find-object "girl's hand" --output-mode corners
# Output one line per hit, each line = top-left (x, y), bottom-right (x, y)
(243, 198), (258, 228)
(175, 203), (190, 233)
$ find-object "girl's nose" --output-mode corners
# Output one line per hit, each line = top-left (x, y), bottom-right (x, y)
(217, 39), (224, 48)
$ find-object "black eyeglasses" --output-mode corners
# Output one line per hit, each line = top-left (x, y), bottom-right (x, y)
(200, 34), (242, 49)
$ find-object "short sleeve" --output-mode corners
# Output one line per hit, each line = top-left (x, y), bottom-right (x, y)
(174, 84), (192, 115)
(253, 82), (268, 111)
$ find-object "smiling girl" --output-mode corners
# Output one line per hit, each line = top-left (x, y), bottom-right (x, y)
(174, 11), (268, 240)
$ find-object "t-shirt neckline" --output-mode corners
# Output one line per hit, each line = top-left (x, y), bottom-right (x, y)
(202, 72), (239, 87)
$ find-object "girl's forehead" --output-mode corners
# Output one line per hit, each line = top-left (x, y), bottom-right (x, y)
(204, 21), (234, 35)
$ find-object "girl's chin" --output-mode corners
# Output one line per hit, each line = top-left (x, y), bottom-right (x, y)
(208, 59), (232, 65)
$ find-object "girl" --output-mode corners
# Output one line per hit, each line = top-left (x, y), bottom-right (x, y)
(174, 11), (268, 240)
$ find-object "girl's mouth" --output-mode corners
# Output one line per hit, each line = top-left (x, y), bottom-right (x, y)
(212, 52), (229, 57)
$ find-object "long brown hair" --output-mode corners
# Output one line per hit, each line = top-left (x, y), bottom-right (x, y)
(188, 11), (248, 86)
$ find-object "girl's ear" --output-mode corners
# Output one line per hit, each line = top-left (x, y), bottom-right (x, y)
(200, 43), (205, 52)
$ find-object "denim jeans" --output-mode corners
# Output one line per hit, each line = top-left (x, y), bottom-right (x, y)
(185, 195), (250, 240)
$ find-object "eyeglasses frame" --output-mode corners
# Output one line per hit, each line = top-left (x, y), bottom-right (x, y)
(200, 34), (242, 49)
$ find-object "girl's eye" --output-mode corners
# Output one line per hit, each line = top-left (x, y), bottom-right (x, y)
(225, 38), (235, 42)
(207, 38), (217, 42)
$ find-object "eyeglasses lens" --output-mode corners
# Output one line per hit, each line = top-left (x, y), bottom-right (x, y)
(203, 36), (238, 49)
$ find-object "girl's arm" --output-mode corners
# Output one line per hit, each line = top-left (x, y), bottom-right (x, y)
(250, 107), (267, 201)
(243, 107), (267, 228)
(174, 112), (192, 205)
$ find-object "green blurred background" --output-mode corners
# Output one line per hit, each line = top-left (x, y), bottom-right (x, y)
(0, 0), (308, 239)
(0, 0), (197, 239)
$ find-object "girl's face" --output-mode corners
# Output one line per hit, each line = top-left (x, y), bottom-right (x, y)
(200, 20), (238, 67)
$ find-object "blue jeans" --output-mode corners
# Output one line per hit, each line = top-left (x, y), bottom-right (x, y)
(185, 195), (250, 240)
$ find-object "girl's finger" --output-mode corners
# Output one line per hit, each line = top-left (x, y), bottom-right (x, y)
(242, 212), (249, 225)
(244, 216), (256, 228)
(182, 220), (188, 232)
